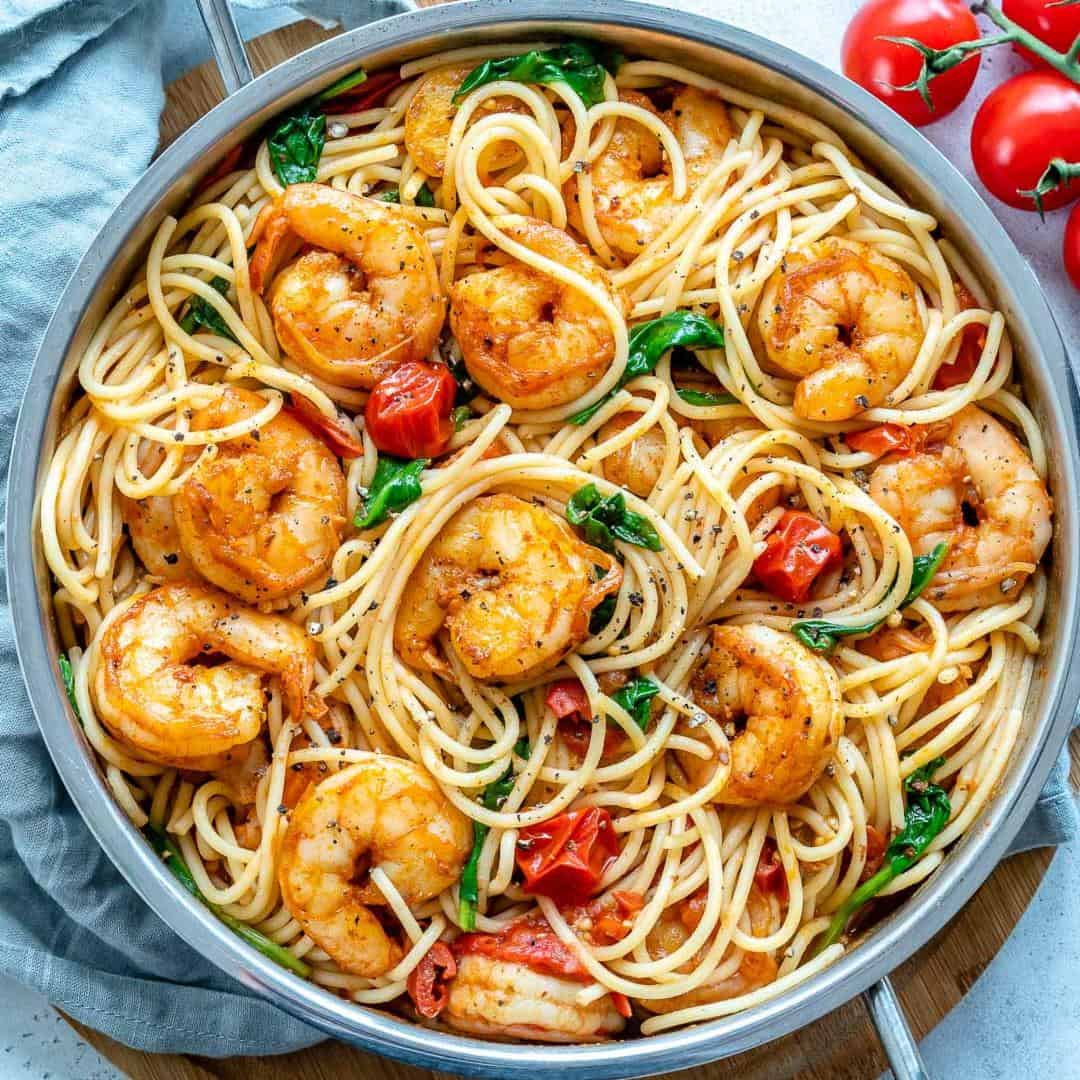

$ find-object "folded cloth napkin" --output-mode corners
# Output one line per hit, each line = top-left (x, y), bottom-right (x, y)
(0, 0), (1075, 1059)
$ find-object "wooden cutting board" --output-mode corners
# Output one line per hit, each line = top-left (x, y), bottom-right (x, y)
(66, 17), (1080, 1080)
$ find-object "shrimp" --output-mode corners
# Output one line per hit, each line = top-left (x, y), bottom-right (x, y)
(404, 63), (523, 178)
(277, 755), (471, 978)
(173, 387), (347, 605)
(868, 405), (1052, 610)
(253, 183), (446, 388)
(442, 956), (625, 1042)
(756, 237), (922, 421)
(569, 87), (733, 260)
(395, 494), (622, 682)
(686, 624), (843, 805)
(449, 218), (629, 410)
(93, 583), (321, 768)
(640, 885), (778, 1014)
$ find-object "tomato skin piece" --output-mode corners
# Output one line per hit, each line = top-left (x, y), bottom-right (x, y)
(454, 914), (589, 981)
(406, 941), (457, 1019)
(1002, 0), (1080, 70)
(841, 0), (979, 126)
(364, 361), (456, 459)
(322, 70), (403, 115)
(516, 807), (620, 906)
(933, 281), (986, 389)
(845, 423), (915, 458)
(860, 824), (889, 882)
(752, 511), (843, 604)
(971, 73), (1080, 211)
(284, 394), (364, 459)
(754, 839), (789, 902)
(1065, 202), (1080, 293)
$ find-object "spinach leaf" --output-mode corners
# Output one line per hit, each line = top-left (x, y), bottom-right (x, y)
(374, 187), (401, 203)
(817, 758), (950, 951)
(792, 542), (950, 654)
(267, 108), (327, 187)
(145, 823), (312, 977)
(454, 41), (620, 110)
(612, 678), (660, 732)
(451, 405), (473, 431)
(373, 181), (436, 207)
(572, 311), (725, 424)
(676, 386), (737, 407)
(178, 276), (237, 343)
(354, 455), (428, 530)
(58, 654), (79, 719)
(459, 738), (530, 929)
(589, 593), (617, 635)
(313, 67), (368, 103)
(566, 483), (661, 555)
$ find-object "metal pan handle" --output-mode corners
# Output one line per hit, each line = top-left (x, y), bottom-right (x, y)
(864, 976), (931, 1079)
(189, 3), (934, 1078)
(193, 0), (418, 95)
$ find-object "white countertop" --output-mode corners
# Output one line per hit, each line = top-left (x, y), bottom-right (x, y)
(3, 1), (1076, 1077)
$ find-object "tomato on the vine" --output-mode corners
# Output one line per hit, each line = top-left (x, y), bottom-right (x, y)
(971, 72), (1080, 211)
(842, 0), (980, 126)
(1002, 0), (1080, 70)
(1065, 202), (1080, 292)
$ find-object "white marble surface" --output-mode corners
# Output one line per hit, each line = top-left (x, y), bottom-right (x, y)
(2, 1), (1077, 1077)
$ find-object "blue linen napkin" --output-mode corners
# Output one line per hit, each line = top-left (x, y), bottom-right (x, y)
(0, 0), (1075, 1058)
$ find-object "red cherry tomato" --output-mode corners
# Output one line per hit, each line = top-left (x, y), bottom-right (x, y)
(1002, 0), (1080, 70)
(364, 361), (456, 459)
(454, 914), (589, 980)
(754, 839), (789, 902)
(845, 423), (918, 458)
(545, 679), (590, 720)
(1066, 202), (1080, 292)
(753, 511), (843, 604)
(516, 807), (620, 906)
(842, 0), (980, 126)
(405, 942), (456, 1019)
(932, 281), (987, 389)
(284, 393), (364, 459)
(971, 72), (1080, 211)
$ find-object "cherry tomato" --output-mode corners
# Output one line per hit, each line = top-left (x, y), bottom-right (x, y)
(753, 511), (843, 604)
(516, 807), (620, 906)
(860, 824), (889, 882)
(1066, 202), (1080, 292)
(545, 679), (590, 720)
(754, 839), (789, 902)
(932, 280), (987, 389)
(322, 70), (404, 115)
(1002, 0), (1080, 70)
(454, 914), (589, 980)
(971, 72), (1080, 211)
(583, 890), (644, 946)
(845, 423), (917, 458)
(284, 393), (364, 459)
(405, 942), (456, 1019)
(364, 361), (456, 459)
(842, 0), (980, 126)
(611, 993), (633, 1019)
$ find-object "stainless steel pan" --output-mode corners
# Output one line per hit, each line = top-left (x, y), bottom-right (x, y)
(7, 2), (1079, 1077)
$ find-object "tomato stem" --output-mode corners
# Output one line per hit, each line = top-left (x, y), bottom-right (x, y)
(884, 3), (1080, 112)
(1017, 158), (1080, 218)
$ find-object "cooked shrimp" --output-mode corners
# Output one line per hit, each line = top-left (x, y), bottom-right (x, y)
(868, 405), (1052, 610)
(172, 387), (346, 605)
(570, 87), (732, 260)
(641, 886), (778, 1014)
(443, 956), (625, 1042)
(757, 237), (922, 421)
(253, 183), (446, 388)
(94, 582), (321, 768)
(277, 755), (471, 978)
(395, 493), (622, 682)
(687, 624), (843, 805)
(121, 494), (196, 583)
(449, 218), (628, 410)
(404, 63), (523, 178)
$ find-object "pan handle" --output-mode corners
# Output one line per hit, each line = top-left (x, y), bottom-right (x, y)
(863, 976), (932, 1080)
(193, 0), (420, 95)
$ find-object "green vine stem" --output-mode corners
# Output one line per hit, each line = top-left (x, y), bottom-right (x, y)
(1018, 158), (1080, 218)
(885, 0), (1080, 113)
